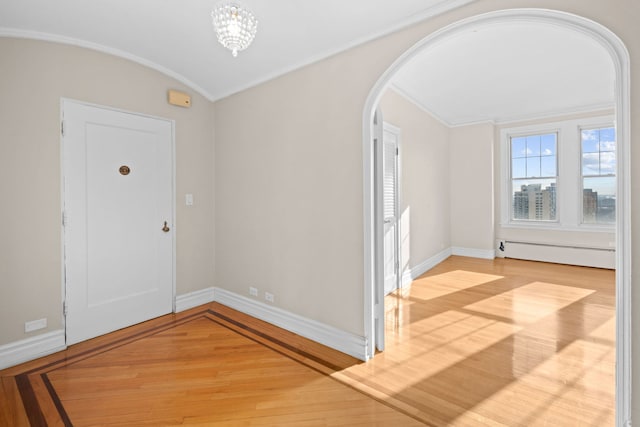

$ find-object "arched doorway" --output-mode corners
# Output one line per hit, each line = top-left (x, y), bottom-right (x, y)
(362, 9), (631, 424)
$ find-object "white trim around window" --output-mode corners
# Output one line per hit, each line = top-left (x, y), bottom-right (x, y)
(500, 114), (614, 231)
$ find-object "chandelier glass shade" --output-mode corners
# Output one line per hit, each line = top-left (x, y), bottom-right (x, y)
(211, 2), (258, 57)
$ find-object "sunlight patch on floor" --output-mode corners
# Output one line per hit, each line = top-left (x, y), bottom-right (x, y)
(335, 259), (614, 427)
(348, 310), (522, 382)
(453, 337), (615, 427)
(464, 282), (594, 324)
(409, 270), (504, 301)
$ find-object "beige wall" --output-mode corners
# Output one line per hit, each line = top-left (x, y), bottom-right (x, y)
(450, 123), (495, 251)
(213, 0), (638, 419)
(213, 57), (367, 334)
(0, 38), (215, 345)
(379, 88), (451, 274)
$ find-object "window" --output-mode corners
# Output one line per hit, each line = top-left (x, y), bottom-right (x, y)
(581, 127), (616, 224)
(510, 133), (557, 221)
(501, 116), (615, 230)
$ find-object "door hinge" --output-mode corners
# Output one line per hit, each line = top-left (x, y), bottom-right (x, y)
(62, 211), (67, 227)
(396, 147), (399, 155)
(61, 121), (64, 136)
(63, 301), (68, 316)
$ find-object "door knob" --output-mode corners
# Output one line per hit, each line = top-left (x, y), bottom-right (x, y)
(162, 221), (170, 232)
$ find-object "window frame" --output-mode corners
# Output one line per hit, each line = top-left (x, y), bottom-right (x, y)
(501, 126), (562, 229)
(509, 131), (559, 224)
(499, 115), (615, 232)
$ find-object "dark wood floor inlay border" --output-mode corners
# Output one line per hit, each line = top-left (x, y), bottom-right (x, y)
(207, 309), (345, 372)
(42, 373), (73, 427)
(15, 373), (46, 427)
(14, 307), (398, 426)
(14, 310), (209, 426)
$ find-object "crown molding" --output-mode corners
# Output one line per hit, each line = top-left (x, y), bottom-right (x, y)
(0, 28), (216, 102)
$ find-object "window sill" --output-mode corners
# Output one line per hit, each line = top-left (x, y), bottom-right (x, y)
(499, 222), (615, 233)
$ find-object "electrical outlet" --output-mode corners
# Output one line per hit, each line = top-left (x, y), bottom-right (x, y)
(265, 292), (274, 303)
(249, 286), (258, 297)
(25, 318), (47, 333)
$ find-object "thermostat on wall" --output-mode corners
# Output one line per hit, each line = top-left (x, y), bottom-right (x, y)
(168, 90), (191, 108)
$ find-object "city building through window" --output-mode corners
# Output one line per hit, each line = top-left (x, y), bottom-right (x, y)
(511, 133), (557, 221)
(581, 126), (616, 224)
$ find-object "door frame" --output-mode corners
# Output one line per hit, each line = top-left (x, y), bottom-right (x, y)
(361, 9), (631, 426)
(59, 98), (177, 343)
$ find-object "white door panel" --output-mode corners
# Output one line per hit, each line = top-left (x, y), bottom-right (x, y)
(63, 100), (173, 345)
(382, 127), (399, 296)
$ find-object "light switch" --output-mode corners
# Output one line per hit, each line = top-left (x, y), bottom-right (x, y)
(186, 194), (194, 206)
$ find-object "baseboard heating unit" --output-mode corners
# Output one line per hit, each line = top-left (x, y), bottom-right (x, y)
(498, 240), (615, 269)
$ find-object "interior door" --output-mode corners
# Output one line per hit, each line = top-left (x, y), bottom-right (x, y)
(62, 100), (174, 345)
(382, 126), (399, 296)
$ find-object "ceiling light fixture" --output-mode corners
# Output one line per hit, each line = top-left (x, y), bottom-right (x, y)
(211, 2), (258, 58)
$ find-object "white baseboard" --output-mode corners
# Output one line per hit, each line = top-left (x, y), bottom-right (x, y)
(0, 330), (66, 370)
(401, 248), (452, 287)
(452, 246), (496, 260)
(1, 287), (365, 369)
(213, 288), (368, 361)
(175, 287), (215, 312)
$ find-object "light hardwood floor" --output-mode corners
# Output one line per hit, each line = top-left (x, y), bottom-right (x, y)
(0, 256), (615, 426)
(341, 256), (615, 426)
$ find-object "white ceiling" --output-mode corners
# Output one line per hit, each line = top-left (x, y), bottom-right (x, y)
(390, 22), (615, 126)
(0, 2), (615, 124)
(0, 0), (475, 101)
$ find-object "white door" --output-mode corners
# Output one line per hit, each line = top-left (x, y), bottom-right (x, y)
(62, 100), (174, 345)
(382, 125), (400, 296)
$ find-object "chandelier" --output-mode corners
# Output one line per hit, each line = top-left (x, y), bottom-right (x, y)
(211, 2), (258, 57)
